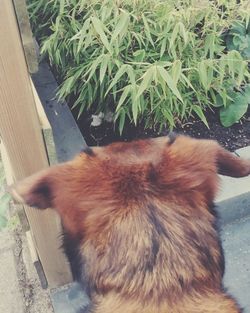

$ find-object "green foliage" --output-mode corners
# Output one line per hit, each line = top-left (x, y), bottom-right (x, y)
(226, 21), (250, 59)
(217, 85), (250, 127)
(28, 0), (250, 133)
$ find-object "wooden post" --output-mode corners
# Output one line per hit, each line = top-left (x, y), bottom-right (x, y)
(0, 0), (72, 286)
(13, 0), (38, 73)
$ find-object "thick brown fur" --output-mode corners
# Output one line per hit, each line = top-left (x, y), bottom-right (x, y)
(10, 135), (250, 313)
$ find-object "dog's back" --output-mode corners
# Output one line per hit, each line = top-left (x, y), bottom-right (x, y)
(11, 135), (250, 312)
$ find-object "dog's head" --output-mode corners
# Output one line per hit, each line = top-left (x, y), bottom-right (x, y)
(9, 135), (250, 236)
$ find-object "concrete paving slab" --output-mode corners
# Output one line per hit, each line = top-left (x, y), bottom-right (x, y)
(217, 146), (250, 202)
(222, 216), (250, 312)
(0, 231), (24, 313)
(0, 228), (15, 251)
(50, 282), (89, 313)
(216, 193), (250, 226)
(216, 145), (250, 312)
(19, 229), (55, 313)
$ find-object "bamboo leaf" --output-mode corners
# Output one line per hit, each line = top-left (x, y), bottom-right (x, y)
(142, 14), (154, 47)
(198, 61), (208, 90)
(126, 65), (136, 86)
(133, 49), (146, 62)
(118, 109), (126, 135)
(132, 99), (139, 124)
(116, 85), (131, 112)
(105, 64), (128, 96)
(99, 54), (110, 84)
(171, 60), (182, 84)
(178, 22), (188, 45)
(163, 108), (175, 127)
(86, 55), (104, 83)
(137, 67), (154, 98)
(160, 37), (167, 57)
(59, 0), (65, 16)
(180, 73), (196, 92)
(157, 66), (183, 103)
(77, 104), (85, 119)
(192, 105), (209, 128)
(111, 11), (130, 43)
(76, 18), (91, 53)
(91, 17), (112, 54)
(169, 23), (179, 49)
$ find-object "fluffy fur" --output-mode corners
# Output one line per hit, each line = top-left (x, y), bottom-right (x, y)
(10, 135), (250, 313)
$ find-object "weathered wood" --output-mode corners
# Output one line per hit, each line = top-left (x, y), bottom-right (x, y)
(0, 80), (55, 181)
(0, 141), (30, 231)
(31, 79), (58, 165)
(1, 79), (57, 233)
(26, 230), (48, 288)
(26, 230), (39, 263)
(31, 78), (51, 130)
(13, 0), (38, 73)
(0, 0), (72, 287)
(0, 141), (14, 186)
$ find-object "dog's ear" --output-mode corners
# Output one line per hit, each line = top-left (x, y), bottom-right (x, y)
(215, 145), (250, 177)
(9, 167), (57, 209)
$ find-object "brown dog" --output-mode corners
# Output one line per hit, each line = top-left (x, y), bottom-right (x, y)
(10, 135), (250, 313)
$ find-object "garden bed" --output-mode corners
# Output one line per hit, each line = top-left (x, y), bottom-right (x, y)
(74, 106), (250, 151)
(28, 0), (250, 150)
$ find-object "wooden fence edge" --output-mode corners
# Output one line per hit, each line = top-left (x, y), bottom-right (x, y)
(0, 0), (72, 287)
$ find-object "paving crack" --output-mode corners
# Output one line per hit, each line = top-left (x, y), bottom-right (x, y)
(13, 226), (35, 313)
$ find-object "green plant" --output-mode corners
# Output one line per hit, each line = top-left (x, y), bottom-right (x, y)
(216, 84), (250, 127)
(226, 21), (250, 59)
(213, 20), (250, 127)
(28, 0), (250, 133)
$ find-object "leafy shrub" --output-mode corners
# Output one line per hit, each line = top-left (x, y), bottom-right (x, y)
(28, 0), (250, 133)
(216, 83), (250, 127)
(217, 21), (250, 127)
(226, 20), (250, 59)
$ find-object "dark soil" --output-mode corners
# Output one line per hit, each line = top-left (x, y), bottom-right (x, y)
(74, 108), (250, 152)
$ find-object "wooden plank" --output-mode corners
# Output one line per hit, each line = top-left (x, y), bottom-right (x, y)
(0, 0), (72, 287)
(31, 78), (51, 130)
(0, 141), (14, 186)
(26, 230), (48, 289)
(31, 79), (58, 165)
(13, 0), (38, 73)
(26, 230), (39, 263)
